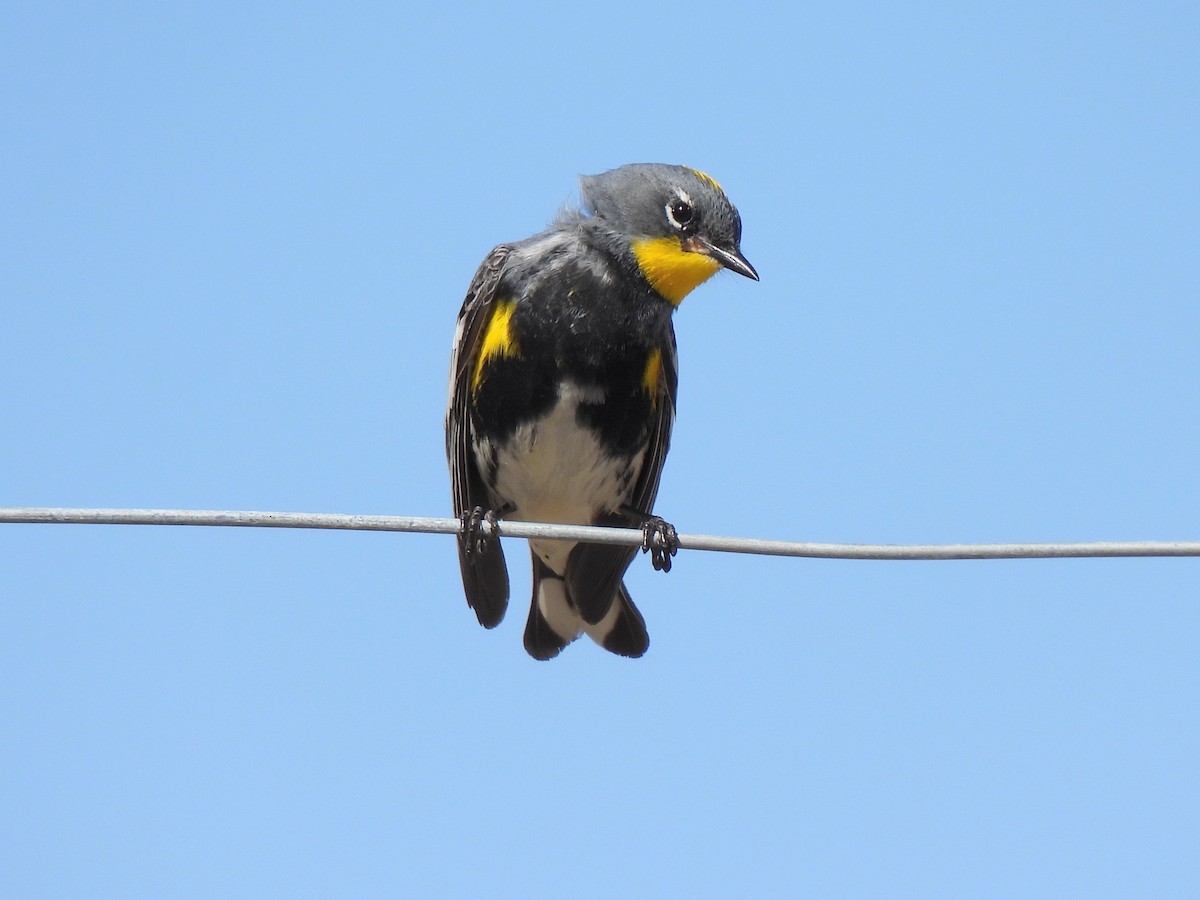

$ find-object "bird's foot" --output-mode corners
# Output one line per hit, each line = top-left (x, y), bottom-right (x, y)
(639, 515), (679, 573)
(461, 506), (501, 560)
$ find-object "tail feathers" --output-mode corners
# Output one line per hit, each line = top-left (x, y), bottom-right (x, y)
(525, 555), (649, 660)
(583, 583), (649, 658)
(563, 516), (638, 625)
(524, 557), (578, 660)
(458, 535), (509, 629)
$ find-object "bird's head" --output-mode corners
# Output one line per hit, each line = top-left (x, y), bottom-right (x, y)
(579, 163), (758, 305)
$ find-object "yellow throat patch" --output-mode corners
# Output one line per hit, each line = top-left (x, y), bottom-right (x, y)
(631, 236), (721, 306)
(471, 300), (519, 393)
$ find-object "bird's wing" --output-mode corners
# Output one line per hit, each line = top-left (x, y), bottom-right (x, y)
(628, 325), (679, 518)
(565, 326), (679, 624)
(446, 245), (512, 628)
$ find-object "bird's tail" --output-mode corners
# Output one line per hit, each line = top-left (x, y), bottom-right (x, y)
(524, 555), (649, 660)
(585, 582), (650, 658)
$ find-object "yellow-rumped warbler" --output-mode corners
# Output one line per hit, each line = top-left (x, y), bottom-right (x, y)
(446, 164), (757, 659)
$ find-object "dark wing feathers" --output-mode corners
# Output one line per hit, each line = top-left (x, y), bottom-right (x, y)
(628, 324), (680, 519)
(447, 246), (512, 628)
(565, 327), (679, 624)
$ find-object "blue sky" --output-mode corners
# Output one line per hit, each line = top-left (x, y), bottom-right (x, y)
(2, 3), (1198, 896)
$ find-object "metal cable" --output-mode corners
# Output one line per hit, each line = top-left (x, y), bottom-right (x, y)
(3, 507), (1198, 560)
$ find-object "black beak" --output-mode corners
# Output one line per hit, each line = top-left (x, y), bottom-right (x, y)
(687, 236), (760, 281)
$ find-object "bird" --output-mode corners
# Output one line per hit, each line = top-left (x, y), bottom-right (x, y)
(445, 163), (758, 659)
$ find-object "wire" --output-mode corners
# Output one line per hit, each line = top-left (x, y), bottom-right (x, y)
(2, 507), (1198, 560)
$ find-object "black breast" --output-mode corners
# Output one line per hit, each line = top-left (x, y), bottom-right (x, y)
(475, 245), (673, 456)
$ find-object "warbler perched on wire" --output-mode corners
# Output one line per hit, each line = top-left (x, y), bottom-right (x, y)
(446, 163), (758, 659)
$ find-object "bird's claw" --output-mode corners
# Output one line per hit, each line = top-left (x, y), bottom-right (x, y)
(461, 507), (500, 559)
(640, 516), (679, 573)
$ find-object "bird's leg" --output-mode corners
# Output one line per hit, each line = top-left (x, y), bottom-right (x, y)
(621, 506), (680, 573)
(460, 504), (512, 560)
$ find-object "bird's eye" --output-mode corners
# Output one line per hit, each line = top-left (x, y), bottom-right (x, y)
(667, 199), (694, 229)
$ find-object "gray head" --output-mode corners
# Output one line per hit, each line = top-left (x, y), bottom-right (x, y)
(579, 164), (758, 293)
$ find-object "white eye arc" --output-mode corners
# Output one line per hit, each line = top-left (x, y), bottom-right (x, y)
(665, 190), (695, 230)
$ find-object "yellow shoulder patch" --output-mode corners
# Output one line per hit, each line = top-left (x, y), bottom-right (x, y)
(642, 347), (663, 406)
(632, 236), (722, 306)
(471, 300), (519, 393)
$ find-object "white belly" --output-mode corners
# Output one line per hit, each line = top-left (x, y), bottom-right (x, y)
(480, 382), (645, 572)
